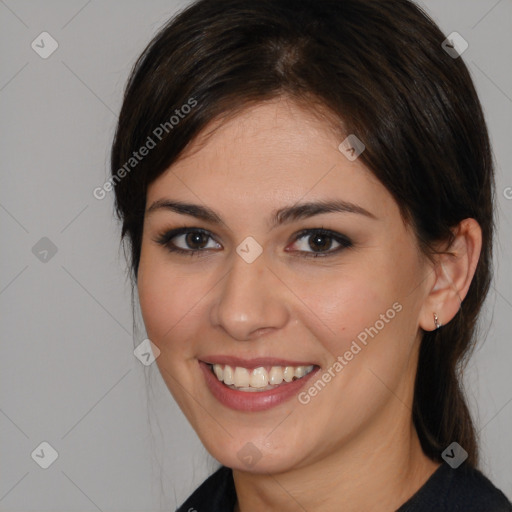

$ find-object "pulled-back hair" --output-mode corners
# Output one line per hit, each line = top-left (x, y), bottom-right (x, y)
(111, 0), (495, 467)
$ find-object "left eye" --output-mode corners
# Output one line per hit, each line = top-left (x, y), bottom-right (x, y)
(288, 229), (352, 257)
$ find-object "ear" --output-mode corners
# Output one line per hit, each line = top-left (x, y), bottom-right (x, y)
(419, 218), (482, 331)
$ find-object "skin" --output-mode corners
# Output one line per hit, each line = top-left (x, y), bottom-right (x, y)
(137, 97), (482, 512)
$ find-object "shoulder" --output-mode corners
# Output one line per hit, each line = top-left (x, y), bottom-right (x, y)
(398, 462), (512, 512)
(175, 462), (511, 512)
(176, 465), (236, 512)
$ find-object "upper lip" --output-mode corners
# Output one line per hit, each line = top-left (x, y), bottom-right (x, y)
(200, 355), (317, 369)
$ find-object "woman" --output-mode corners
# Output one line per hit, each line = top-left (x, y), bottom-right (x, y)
(110, 0), (512, 510)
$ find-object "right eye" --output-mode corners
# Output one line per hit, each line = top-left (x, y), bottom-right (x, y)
(154, 227), (222, 256)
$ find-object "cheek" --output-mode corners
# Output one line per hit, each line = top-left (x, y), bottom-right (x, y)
(300, 250), (420, 389)
(298, 265), (394, 354)
(137, 258), (207, 350)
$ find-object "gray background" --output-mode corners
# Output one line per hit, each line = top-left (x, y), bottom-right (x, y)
(0, 0), (511, 510)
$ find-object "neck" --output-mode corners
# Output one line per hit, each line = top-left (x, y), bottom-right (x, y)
(232, 414), (440, 512)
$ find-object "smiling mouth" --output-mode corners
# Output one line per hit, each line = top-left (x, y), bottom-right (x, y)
(206, 363), (317, 392)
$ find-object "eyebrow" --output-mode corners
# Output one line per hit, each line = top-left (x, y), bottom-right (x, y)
(145, 198), (377, 227)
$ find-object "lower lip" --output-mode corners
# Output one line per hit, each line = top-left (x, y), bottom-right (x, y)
(199, 361), (319, 412)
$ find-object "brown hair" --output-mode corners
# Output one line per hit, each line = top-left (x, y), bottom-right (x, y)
(111, 0), (495, 467)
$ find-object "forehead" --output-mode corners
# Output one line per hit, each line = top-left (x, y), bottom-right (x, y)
(176, 98), (345, 168)
(146, 98), (396, 222)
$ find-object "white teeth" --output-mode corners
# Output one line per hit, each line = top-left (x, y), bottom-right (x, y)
(210, 363), (315, 391)
(249, 367), (268, 388)
(223, 365), (234, 385)
(283, 366), (295, 382)
(234, 367), (250, 387)
(213, 365), (224, 381)
(269, 366), (284, 385)
(295, 366), (307, 378)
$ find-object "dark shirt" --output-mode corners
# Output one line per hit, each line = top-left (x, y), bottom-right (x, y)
(176, 462), (512, 511)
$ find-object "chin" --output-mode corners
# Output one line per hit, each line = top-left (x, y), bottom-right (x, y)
(202, 435), (307, 474)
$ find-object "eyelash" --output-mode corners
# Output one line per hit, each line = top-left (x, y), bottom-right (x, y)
(153, 227), (353, 259)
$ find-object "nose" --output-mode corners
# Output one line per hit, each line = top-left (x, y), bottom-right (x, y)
(210, 250), (290, 341)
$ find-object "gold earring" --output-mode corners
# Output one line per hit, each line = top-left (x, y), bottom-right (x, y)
(433, 312), (442, 329)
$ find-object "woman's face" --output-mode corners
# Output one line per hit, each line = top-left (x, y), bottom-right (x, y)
(137, 98), (434, 473)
